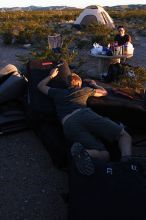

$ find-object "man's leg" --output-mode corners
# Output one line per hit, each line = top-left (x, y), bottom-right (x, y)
(76, 134), (110, 161)
(63, 110), (116, 162)
(73, 132), (110, 162)
(118, 128), (132, 160)
(70, 141), (110, 176)
(86, 149), (110, 162)
(86, 128), (132, 162)
(79, 109), (132, 160)
(69, 128), (110, 175)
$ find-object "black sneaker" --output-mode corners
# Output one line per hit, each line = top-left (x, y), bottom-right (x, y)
(71, 143), (95, 176)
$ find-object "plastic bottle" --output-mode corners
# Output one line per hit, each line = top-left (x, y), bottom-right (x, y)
(110, 43), (114, 53)
(119, 46), (123, 55)
(106, 43), (113, 56)
(114, 41), (118, 55)
(107, 43), (111, 49)
(105, 43), (110, 54)
(123, 43), (128, 55)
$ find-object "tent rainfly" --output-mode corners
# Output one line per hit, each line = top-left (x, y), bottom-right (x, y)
(74, 5), (115, 29)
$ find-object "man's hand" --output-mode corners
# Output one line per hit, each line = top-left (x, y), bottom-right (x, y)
(37, 68), (59, 95)
(94, 88), (108, 97)
(50, 68), (59, 79)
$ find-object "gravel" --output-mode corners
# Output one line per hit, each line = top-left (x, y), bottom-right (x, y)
(0, 130), (68, 220)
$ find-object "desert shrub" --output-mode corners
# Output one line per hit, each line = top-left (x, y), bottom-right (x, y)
(110, 9), (146, 20)
(1, 8), (146, 76)
(2, 30), (13, 44)
(29, 44), (77, 65)
(14, 30), (27, 44)
(113, 65), (146, 92)
(2, 9), (146, 47)
(83, 23), (111, 35)
(91, 35), (113, 47)
(76, 39), (90, 49)
(28, 32), (78, 64)
(110, 9), (146, 35)
(80, 24), (114, 46)
(30, 45), (61, 61)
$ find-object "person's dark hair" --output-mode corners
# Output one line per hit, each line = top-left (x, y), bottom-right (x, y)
(117, 25), (125, 30)
(124, 34), (132, 42)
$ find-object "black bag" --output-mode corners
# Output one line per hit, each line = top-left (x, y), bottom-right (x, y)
(25, 59), (71, 168)
(0, 71), (27, 104)
(69, 159), (146, 220)
(87, 89), (146, 129)
(104, 63), (124, 83)
(26, 59), (72, 119)
(0, 101), (28, 135)
(0, 68), (28, 135)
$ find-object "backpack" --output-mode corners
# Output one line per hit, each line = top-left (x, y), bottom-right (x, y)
(104, 63), (124, 83)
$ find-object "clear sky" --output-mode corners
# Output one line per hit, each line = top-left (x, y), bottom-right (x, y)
(0, 0), (145, 8)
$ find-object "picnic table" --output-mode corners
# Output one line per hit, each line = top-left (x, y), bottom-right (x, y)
(90, 53), (133, 79)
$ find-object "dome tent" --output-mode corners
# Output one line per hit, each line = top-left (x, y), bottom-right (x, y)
(74, 5), (115, 29)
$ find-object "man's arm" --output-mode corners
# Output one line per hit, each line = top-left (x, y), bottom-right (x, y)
(83, 79), (104, 89)
(83, 79), (108, 97)
(37, 68), (59, 95)
(89, 80), (108, 97)
(93, 88), (108, 97)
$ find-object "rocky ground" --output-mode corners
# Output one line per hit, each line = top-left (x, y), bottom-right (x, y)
(0, 35), (146, 220)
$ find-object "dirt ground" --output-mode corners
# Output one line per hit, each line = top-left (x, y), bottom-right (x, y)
(0, 35), (146, 70)
(128, 35), (146, 69)
(0, 43), (68, 220)
(0, 36), (146, 220)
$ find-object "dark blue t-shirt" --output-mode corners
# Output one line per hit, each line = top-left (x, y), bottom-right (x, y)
(48, 87), (95, 121)
(114, 34), (131, 46)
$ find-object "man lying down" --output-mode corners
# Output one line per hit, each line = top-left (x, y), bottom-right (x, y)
(37, 67), (132, 176)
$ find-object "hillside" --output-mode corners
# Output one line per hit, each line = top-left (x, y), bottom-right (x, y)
(0, 4), (146, 12)
(0, 5), (79, 12)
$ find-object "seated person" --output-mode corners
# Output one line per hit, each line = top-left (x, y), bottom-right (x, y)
(123, 35), (134, 55)
(114, 25), (132, 46)
(37, 69), (132, 176)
